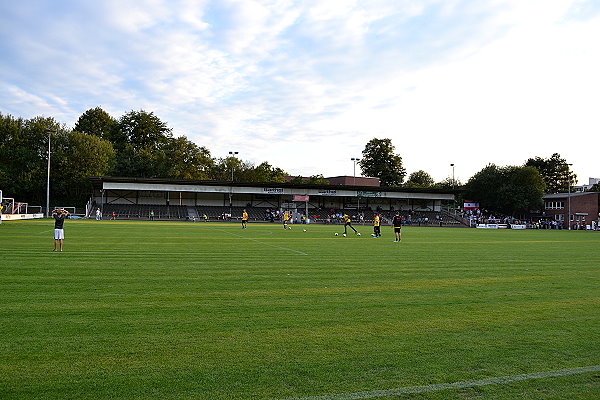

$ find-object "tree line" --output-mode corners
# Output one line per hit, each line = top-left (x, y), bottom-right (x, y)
(359, 138), (578, 216)
(0, 108), (291, 207)
(0, 108), (580, 216)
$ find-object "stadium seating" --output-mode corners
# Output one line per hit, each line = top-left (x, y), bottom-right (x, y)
(92, 203), (468, 226)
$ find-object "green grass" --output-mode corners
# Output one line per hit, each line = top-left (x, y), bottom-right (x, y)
(1, 219), (599, 399)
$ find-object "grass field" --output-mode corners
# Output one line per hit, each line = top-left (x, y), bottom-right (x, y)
(1, 219), (599, 399)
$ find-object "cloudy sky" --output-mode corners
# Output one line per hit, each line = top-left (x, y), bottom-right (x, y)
(1, 0), (599, 184)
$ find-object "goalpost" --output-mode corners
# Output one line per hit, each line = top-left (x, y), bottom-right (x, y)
(0, 190), (45, 221)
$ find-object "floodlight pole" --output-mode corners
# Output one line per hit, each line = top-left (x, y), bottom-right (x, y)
(229, 151), (238, 217)
(451, 163), (455, 214)
(45, 130), (55, 217)
(567, 163), (572, 230)
(351, 158), (360, 213)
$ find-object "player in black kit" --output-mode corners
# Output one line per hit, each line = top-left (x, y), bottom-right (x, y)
(392, 211), (402, 242)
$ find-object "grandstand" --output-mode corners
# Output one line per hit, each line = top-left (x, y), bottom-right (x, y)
(87, 177), (466, 226)
(92, 203), (467, 227)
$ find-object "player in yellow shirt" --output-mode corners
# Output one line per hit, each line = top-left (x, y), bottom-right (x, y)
(241, 209), (249, 229)
(373, 213), (381, 238)
(283, 211), (290, 229)
(342, 213), (359, 236)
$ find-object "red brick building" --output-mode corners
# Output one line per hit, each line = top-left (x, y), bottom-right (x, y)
(543, 192), (600, 229)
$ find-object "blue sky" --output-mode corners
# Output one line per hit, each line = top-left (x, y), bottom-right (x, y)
(1, 0), (599, 184)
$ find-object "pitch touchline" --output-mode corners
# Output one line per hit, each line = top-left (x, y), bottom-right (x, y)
(278, 365), (600, 400)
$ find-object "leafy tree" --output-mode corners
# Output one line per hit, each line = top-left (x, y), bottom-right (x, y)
(305, 174), (330, 185)
(499, 166), (546, 214)
(158, 136), (213, 180)
(463, 164), (500, 210)
(405, 170), (434, 188)
(209, 156), (251, 182)
(208, 158), (289, 183)
(51, 131), (115, 205)
(112, 110), (173, 177)
(74, 107), (117, 140)
(433, 177), (461, 190)
(359, 138), (406, 186)
(114, 110), (172, 150)
(1, 109), (293, 207)
(590, 183), (600, 192)
(525, 153), (576, 193)
(0, 113), (62, 205)
(464, 164), (545, 215)
(289, 176), (305, 185)
(245, 162), (287, 183)
(287, 175), (329, 185)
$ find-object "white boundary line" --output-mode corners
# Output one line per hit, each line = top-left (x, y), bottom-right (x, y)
(279, 365), (600, 400)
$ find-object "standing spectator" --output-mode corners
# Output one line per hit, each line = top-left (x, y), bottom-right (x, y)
(95, 208), (101, 220)
(52, 208), (69, 252)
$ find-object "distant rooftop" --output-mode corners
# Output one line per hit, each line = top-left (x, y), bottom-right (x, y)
(284, 175), (380, 187)
(325, 176), (380, 187)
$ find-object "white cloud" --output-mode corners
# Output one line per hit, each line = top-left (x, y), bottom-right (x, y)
(1, 0), (598, 184)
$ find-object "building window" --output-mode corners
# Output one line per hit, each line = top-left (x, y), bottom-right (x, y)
(545, 201), (564, 210)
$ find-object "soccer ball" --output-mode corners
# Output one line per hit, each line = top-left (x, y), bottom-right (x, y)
(342, 233), (347, 237)
(334, 233), (338, 236)
(303, 229), (307, 232)
(357, 233), (361, 236)
(288, 227), (292, 229)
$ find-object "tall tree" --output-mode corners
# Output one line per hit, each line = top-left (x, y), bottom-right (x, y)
(464, 164), (545, 215)
(245, 162), (287, 183)
(0, 113), (62, 205)
(305, 174), (329, 185)
(405, 170), (435, 188)
(499, 165), (546, 214)
(359, 138), (406, 186)
(209, 156), (252, 182)
(74, 107), (117, 140)
(52, 131), (115, 205)
(434, 177), (461, 190)
(288, 175), (330, 185)
(525, 153), (576, 194)
(112, 110), (173, 177)
(158, 136), (213, 180)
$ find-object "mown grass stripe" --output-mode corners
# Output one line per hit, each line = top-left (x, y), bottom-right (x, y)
(212, 226), (309, 255)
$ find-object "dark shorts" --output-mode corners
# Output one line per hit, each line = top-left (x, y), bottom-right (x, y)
(394, 227), (401, 233)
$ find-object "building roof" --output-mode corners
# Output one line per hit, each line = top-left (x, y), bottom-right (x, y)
(543, 192), (599, 199)
(89, 176), (455, 194)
